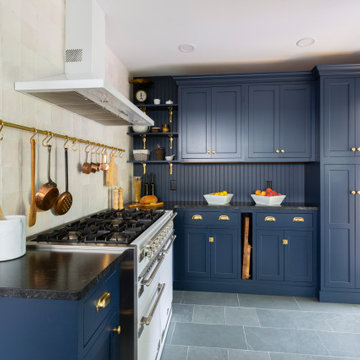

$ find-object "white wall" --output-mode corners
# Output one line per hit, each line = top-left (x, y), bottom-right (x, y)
(0, 0), (133, 236)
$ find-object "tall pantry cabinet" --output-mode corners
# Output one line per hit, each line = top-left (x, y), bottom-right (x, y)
(318, 65), (360, 303)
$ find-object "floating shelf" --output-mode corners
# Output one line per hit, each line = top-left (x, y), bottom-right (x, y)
(135, 104), (178, 110)
(127, 132), (178, 136)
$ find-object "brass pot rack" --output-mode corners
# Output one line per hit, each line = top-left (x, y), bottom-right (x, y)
(0, 119), (125, 153)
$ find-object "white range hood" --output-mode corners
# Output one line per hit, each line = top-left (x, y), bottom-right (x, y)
(15, 0), (153, 126)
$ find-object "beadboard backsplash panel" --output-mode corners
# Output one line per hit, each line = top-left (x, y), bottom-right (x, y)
(134, 163), (306, 203)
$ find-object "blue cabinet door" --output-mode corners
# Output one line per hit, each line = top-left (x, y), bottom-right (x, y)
(256, 230), (284, 281)
(211, 86), (242, 159)
(324, 165), (356, 289)
(180, 87), (211, 159)
(279, 85), (312, 158)
(184, 227), (210, 278)
(323, 78), (356, 158)
(210, 228), (238, 279)
(248, 85), (279, 159)
(284, 230), (313, 282)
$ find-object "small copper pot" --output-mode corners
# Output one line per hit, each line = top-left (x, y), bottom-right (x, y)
(81, 151), (92, 174)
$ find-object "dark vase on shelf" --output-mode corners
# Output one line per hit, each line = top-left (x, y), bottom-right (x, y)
(143, 174), (149, 196)
(154, 145), (165, 160)
(150, 173), (155, 196)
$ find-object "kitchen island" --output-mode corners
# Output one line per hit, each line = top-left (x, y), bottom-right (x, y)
(0, 249), (127, 360)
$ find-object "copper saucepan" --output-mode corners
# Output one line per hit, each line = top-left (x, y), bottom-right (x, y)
(35, 145), (59, 211)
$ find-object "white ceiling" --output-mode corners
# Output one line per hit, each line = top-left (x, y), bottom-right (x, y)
(98, 0), (360, 76)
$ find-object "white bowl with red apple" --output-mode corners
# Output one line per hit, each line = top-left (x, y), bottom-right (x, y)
(251, 187), (286, 206)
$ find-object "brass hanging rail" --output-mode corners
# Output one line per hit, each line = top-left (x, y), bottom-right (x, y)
(0, 119), (125, 153)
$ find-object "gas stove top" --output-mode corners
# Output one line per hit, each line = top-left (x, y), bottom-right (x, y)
(32, 209), (165, 245)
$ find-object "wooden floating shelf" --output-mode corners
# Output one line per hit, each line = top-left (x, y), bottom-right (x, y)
(127, 132), (178, 136)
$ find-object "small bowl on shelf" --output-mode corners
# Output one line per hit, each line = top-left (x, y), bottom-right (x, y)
(151, 127), (161, 133)
(132, 125), (148, 133)
(251, 194), (286, 206)
(165, 154), (175, 161)
(203, 193), (234, 205)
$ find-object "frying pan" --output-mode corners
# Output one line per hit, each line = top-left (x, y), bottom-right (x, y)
(35, 145), (59, 211)
(54, 147), (73, 215)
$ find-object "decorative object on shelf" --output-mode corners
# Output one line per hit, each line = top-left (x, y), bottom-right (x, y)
(132, 125), (148, 133)
(162, 124), (170, 132)
(165, 100), (173, 104)
(135, 89), (147, 103)
(153, 99), (161, 104)
(154, 144), (165, 160)
(165, 154), (175, 161)
(133, 149), (150, 161)
(151, 127), (161, 133)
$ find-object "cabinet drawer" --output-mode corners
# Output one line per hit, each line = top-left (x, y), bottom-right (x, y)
(184, 211), (239, 226)
(256, 213), (313, 228)
(83, 269), (119, 346)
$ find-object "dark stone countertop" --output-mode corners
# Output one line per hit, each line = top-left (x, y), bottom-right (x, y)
(0, 249), (126, 301)
(161, 201), (318, 211)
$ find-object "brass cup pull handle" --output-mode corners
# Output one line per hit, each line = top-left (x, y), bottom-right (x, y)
(293, 217), (304, 222)
(275, 149), (280, 153)
(209, 237), (214, 243)
(351, 190), (356, 195)
(218, 215), (230, 221)
(192, 214), (203, 220)
(282, 239), (288, 245)
(207, 150), (210, 154)
(265, 216), (276, 222)
(96, 291), (111, 312)
(357, 191), (360, 195)
(280, 149), (285, 153)
(211, 150), (215, 154)
(112, 326), (121, 335)
(357, 148), (360, 152)
(351, 147), (356, 152)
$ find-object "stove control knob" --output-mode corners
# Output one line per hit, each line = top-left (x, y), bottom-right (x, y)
(146, 250), (153, 259)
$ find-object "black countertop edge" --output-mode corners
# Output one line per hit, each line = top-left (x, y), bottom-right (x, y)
(0, 250), (127, 301)
(161, 202), (319, 211)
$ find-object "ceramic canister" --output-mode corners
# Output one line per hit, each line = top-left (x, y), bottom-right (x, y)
(0, 215), (26, 261)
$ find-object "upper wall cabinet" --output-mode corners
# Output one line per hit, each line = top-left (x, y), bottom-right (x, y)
(248, 84), (313, 161)
(180, 86), (242, 160)
(322, 78), (359, 158)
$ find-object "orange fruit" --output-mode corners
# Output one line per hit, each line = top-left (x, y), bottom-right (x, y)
(255, 189), (261, 195)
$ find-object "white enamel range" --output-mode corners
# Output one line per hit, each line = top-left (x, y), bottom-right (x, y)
(27, 208), (176, 360)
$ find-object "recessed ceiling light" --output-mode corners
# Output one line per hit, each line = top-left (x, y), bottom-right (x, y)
(296, 38), (315, 47)
(178, 43), (196, 53)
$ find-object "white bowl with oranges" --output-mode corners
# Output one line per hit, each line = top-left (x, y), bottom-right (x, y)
(204, 191), (233, 205)
(251, 188), (286, 206)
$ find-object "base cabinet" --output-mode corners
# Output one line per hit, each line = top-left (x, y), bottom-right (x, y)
(174, 208), (318, 297)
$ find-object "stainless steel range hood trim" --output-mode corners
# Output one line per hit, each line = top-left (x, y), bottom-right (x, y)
(15, 78), (154, 126)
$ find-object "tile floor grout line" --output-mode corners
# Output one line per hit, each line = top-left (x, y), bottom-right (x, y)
(169, 321), (176, 344)
(243, 325), (251, 351)
(185, 346), (189, 360)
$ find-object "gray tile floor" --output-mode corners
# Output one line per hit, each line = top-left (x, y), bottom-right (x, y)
(161, 291), (360, 360)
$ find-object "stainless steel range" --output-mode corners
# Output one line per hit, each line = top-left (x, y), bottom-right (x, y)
(28, 208), (176, 360)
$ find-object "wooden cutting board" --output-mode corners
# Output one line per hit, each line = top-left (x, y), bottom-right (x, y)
(128, 202), (164, 210)
(105, 154), (118, 187)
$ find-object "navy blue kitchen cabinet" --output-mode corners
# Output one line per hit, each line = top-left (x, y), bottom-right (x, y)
(323, 78), (357, 158)
(256, 230), (284, 281)
(174, 208), (318, 297)
(179, 86), (242, 160)
(248, 84), (313, 160)
(0, 266), (120, 360)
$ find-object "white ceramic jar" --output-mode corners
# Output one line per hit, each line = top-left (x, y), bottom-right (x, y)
(0, 215), (26, 261)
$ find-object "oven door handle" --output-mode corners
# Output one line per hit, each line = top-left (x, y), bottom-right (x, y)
(140, 283), (166, 326)
(141, 254), (165, 286)
(163, 235), (176, 254)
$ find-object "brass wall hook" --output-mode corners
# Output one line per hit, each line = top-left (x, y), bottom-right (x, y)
(30, 128), (37, 143)
(42, 132), (51, 146)
(71, 138), (78, 151)
(63, 136), (70, 149)
(84, 142), (91, 153)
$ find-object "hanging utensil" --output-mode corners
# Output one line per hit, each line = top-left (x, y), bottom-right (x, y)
(54, 147), (73, 215)
(0, 206), (6, 220)
(29, 139), (37, 226)
(35, 145), (59, 211)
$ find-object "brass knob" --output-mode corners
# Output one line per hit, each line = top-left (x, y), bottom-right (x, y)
(357, 148), (360, 152)
(209, 237), (214, 243)
(357, 191), (360, 195)
(211, 150), (215, 154)
(112, 326), (121, 335)
(351, 191), (356, 195)
(351, 147), (356, 152)
(282, 239), (288, 245)
(275, 149), (280, 153)
(281, 149), (285, 153)
(207, 150), (210, 154)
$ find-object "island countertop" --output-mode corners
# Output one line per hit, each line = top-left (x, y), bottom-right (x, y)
(0, 249), (127, 301)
